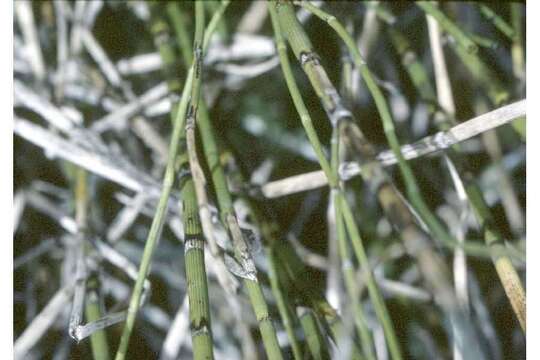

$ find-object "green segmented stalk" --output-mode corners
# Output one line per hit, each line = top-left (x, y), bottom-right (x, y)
(182, 182), (215, 359)
(299, 308), (331, 360)
(150, 4), (215, 358)
(269, 3), (398, 359)
(388, 22), (526, 331)
(114, 2), (233, 357)
(170, 3), (284, 359)
(416, 1), (478, 54)
(479, 4), (516, 40)
(114, 52), (194, 360)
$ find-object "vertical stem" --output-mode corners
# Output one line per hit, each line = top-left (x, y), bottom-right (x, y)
(299, 308), (331, 360)
(270, 3), (401, 359)
(178, 3), (284, 359)
(85, 275), (110, 360)
(114, 33), (196, 360)
(151, 6), (216, 357)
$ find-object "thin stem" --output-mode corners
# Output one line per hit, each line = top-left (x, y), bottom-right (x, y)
(150, 4), (216, 358)
(276, 2), (485, 357)
(85, 275), (110, 360)
(299, 308), (331, 360)
(270, 3), (399, 359)
(416, 1), (478, 54)
(114, 4), (209, 354)
(177, 2), (284, 358)
(479, 4), (516, 40)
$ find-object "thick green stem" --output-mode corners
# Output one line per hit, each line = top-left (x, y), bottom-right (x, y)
(182, 179), (215, 359)
(151, 5), (216, 357)
(171, 3), (284, 359)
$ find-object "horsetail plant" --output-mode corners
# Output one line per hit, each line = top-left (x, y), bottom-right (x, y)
(13, 2), (527, 359)
(270, 3), (400, 359)
(150, 4), (215, 359)
(168, 2), (284, 359)
(167, 4), (304, 358)
(115, 3), (231, 358)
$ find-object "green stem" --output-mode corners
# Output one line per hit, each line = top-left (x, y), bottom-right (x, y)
(151, 4), (216, 357)
(299, 308), (331, 360)
(114, 2), (231, 356)
(182, 179), (215, 359)
(416, 1), (478, 54)
(479, 4), (516, 40)
(172, 3), (284, 359)
(85, 275), (110, 360)
(270, 3), (400, 359)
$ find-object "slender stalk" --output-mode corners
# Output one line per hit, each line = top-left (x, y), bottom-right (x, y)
(331, 103), (375, 360)
(479, 4), (516, 40)
(270, 3), (399, 359)
(170, 4), (299, 357)
(416, 1), (478, 54)
(85, 275), (110, 360)
(267, 247), (303, 360)
(150, 5), (216, 358)
(299, 308), (330, 360)
(114, 14), (198, 359)
(276, 2), (485, 358)
(178, 3), (284, 359)
(228, 154), (309, 359)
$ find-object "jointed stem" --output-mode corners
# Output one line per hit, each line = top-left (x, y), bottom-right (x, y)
(115, 2), (229, 357)
(270, 3), (399, 359)
(151, 4), (216, 358)
(275, 2), (490, 358)
(172, 2), (284, 359)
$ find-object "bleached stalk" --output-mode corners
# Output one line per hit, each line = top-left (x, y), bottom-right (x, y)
(14, 284), (75, 359)
(159, 297), (190, 360)
(261, 99), (526, 198)
(14, 1), (46, 81)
